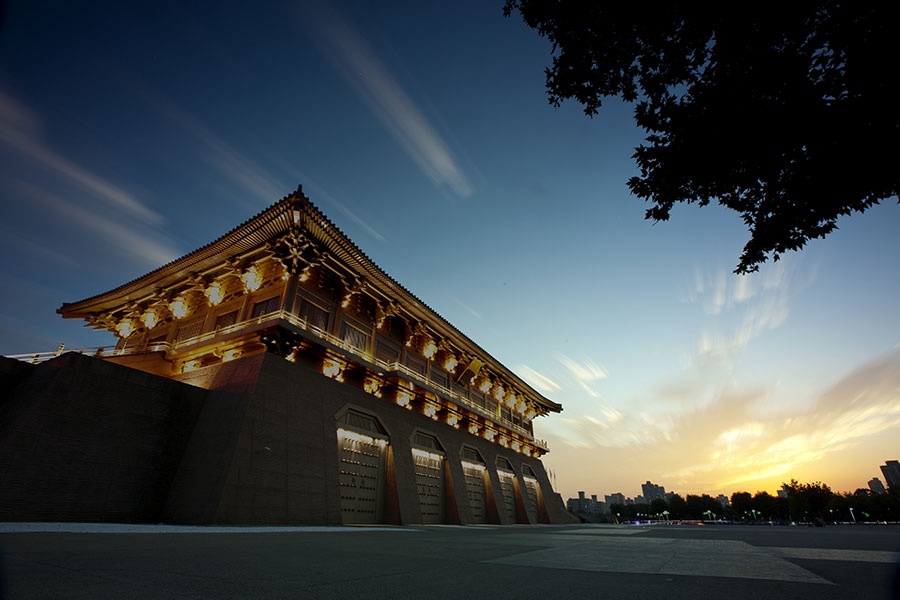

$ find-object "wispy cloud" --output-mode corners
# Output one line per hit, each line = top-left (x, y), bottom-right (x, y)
(689, 262), (794, 317)
(549, 404), (673, 449)
(668, 349), (900, 491)
(544, 349), (900, 496)
(0, 91), (163, 226)
(306, 7), (473, 198)
(14, 180), (178, 267)
(559, 355), (609, 381)
(688, 262), (799, 369)
(455, 300), (481, 319)
(314, 189), (385, 242)
(516, 364), (561, 393)
(558, 354), (608, 398)
(141, 92), (285, 206)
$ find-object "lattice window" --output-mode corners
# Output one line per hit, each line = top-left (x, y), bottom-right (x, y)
(375, 339), (401, 364)
(343, 409), (386, 435)
(297, 296), (330, 331)
(341, 321), (371, 353)
(461, 446), (483, 463)
(414, 432), (442, 451)
(214, 310), (238, 330)
(406, 354), (427, 376)
(251, 296), (280, 317)
(429, 366), (448, 389)
(175, 318), (203, 341)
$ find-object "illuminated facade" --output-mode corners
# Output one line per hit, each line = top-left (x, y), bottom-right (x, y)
(11, 185), (570, 525)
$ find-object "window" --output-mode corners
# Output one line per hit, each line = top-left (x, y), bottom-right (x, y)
(252, 296), (280, 318)
(214, 310), (238, 330)
(341, 321), (371, 353)
(405, 354), (427, 376)
(375, 339), (401, 364)
(429, 366), (448, 389)
(297, 296), (330, 331)
(414, 432), (442, 450)
(343, 409), (386, 435)
(175, 318), (203, 341)
(461, 446), (483, 463)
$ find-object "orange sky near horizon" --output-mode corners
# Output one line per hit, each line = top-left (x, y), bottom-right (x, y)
(537, 343), (900, 501)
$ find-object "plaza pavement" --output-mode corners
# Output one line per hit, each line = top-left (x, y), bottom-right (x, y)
(1, 522), (898, 599)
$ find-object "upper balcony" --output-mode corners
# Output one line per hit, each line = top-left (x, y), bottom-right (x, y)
(4, 308), (550, 453)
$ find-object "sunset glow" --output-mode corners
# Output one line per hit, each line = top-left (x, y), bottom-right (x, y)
(0, 0), (897, 502)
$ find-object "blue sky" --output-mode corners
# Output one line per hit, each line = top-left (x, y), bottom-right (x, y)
(2, 1), (898, 501)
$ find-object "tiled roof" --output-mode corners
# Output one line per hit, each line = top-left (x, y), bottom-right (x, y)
(58, 185), (562, 413)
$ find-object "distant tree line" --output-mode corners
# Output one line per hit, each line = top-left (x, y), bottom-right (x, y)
(597, 480), (900, 524)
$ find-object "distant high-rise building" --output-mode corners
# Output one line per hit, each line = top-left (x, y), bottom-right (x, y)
(605, 492), (625, 507)
(566, 491), (602, 514)
(716, 494), (730, 507)
(880, 461), (900, 489)
(641, 481), (666, 502)
(868, 477), (886, 495)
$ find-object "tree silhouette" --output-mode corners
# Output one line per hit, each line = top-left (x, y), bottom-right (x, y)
(784, 479), (833, 521)
(504, 2), (900, 273)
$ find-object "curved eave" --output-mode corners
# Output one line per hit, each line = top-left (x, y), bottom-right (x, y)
(57, 194), (295, 317)
(58, 185), (562, 415)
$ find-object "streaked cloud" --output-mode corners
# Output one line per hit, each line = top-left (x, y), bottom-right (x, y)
(142, 92), (285, 206)
(689, 262), (797, 368)
(14, 180), (178, 267)
(516, 364), (561, 393)
(557, 354), (608, 398)
(550, 405), (673, 449)
(455, 300), (481, 319)
(0, 91), (164, 226)
(307, 7), (473, 198)
(692, 350), (899, 491)
(315, 189), (385, 242)
(541, 344), (900, 495)
(558, 355), (608, 381)
(690, 262), (795, 318)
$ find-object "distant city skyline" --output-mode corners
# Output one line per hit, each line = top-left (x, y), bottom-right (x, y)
(572, 462), (894, 502)
(1, 1), (898, 501)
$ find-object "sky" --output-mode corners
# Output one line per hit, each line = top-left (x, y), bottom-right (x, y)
(1, 1), (898, 502)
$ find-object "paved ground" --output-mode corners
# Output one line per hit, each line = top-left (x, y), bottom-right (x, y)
(1, 522), (898, 599)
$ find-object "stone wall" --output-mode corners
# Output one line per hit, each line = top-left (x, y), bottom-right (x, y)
(0, 354), (207, 522)
(0, 352), (573, 525)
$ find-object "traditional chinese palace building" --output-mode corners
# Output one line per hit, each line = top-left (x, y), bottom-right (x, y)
(0, 185), (571, 525)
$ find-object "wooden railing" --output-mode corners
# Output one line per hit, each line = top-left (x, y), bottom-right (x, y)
(5, 309), (550, 451)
